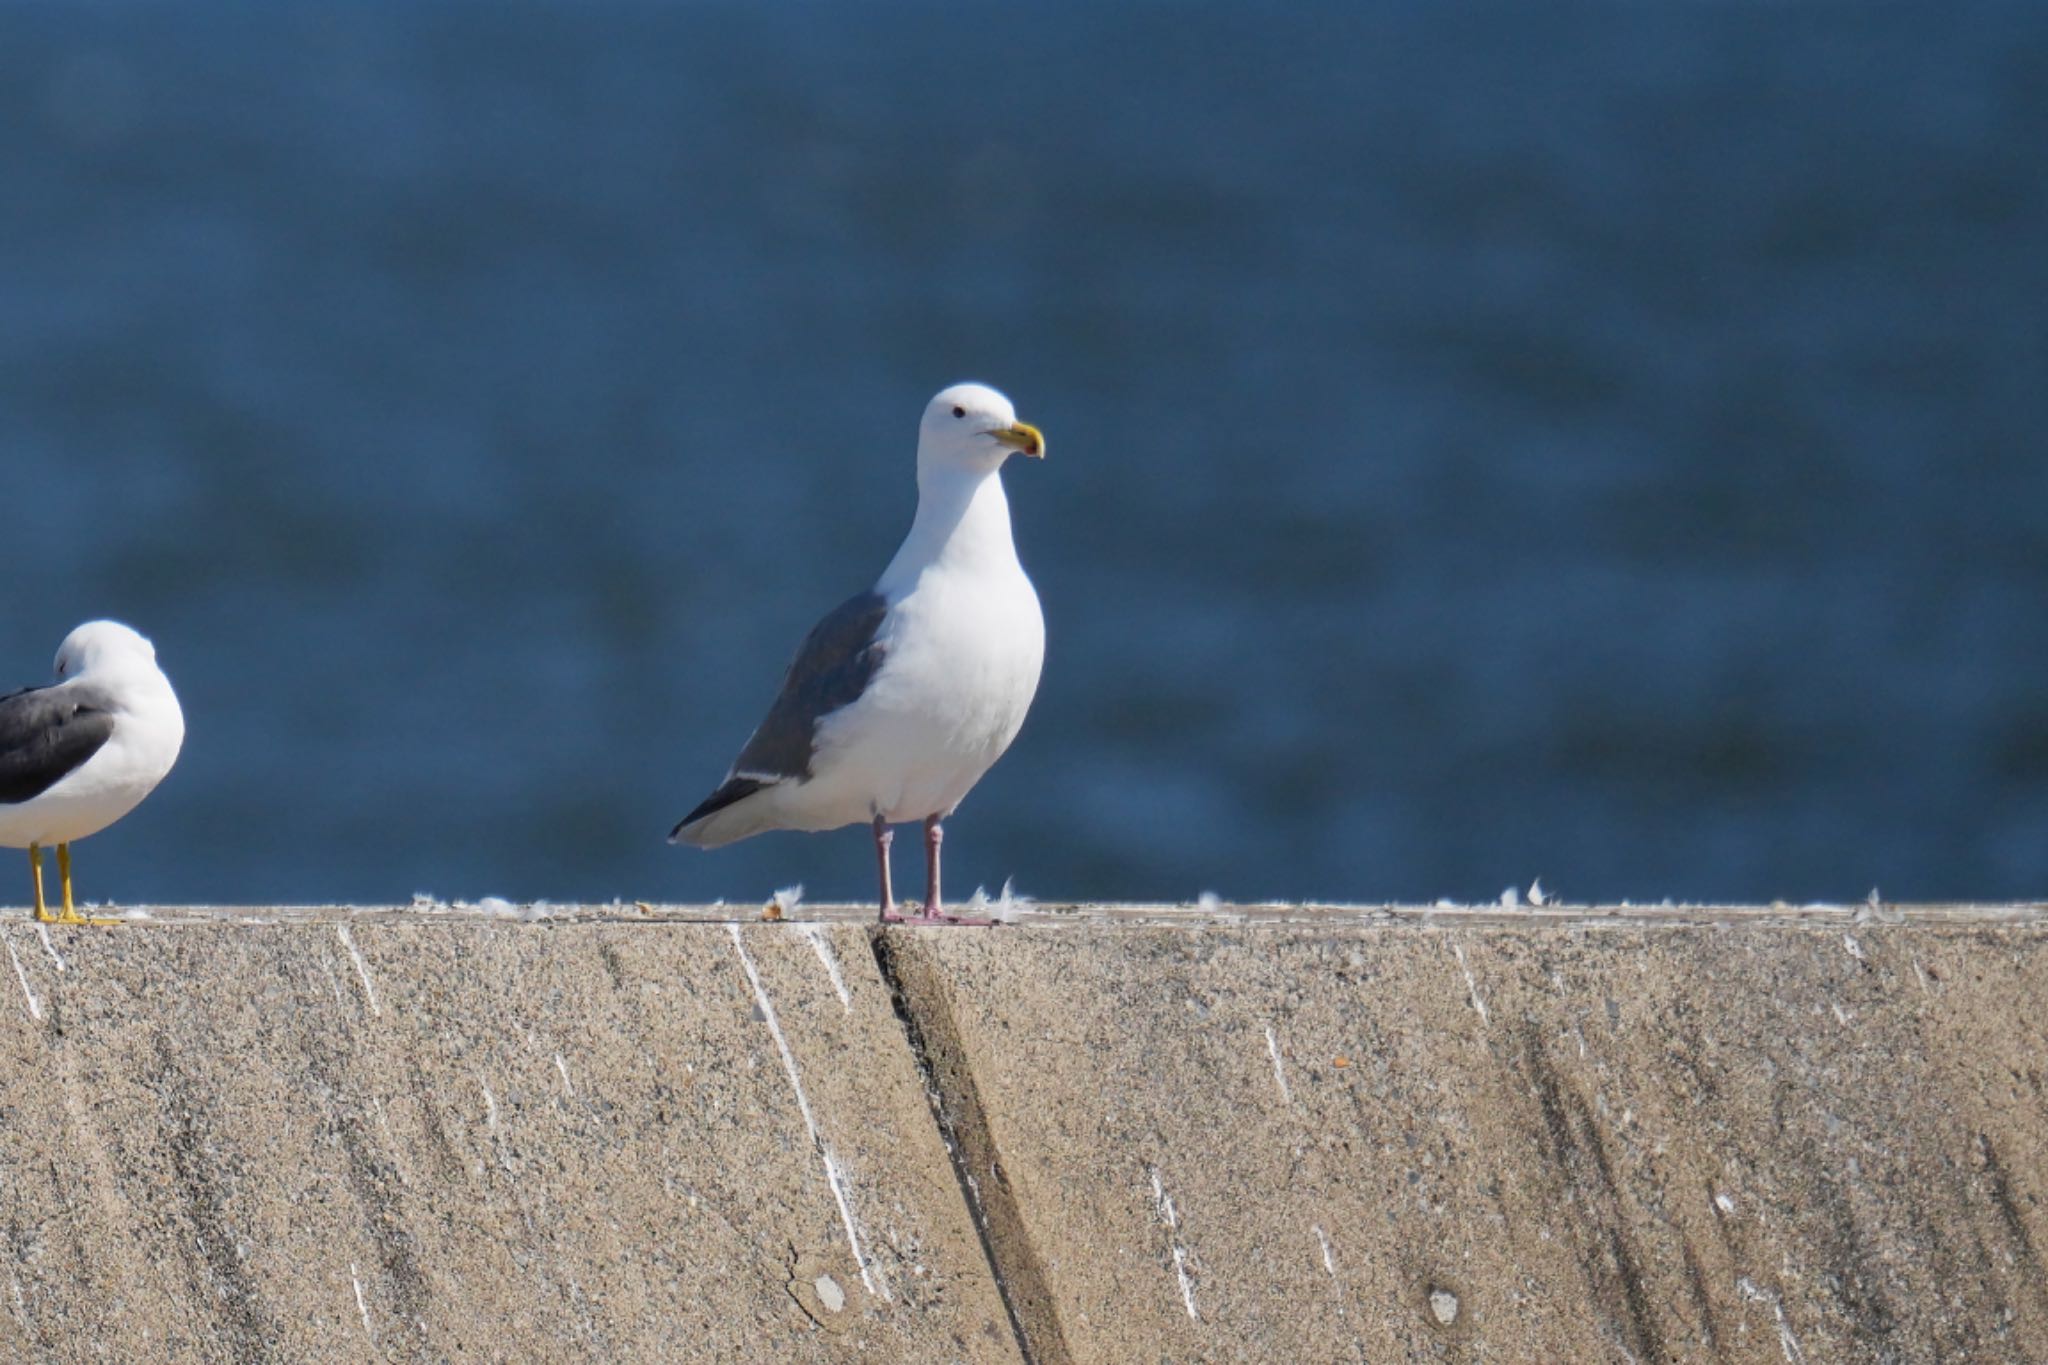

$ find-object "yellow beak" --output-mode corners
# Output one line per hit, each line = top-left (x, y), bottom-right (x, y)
(989, 421), (1045, 458)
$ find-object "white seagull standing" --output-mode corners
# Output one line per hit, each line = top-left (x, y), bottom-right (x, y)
(671, 382), (1046, 923)
(0, 621), (185, 924)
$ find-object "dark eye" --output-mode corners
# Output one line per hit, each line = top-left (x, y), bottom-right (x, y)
(952, 406), (966, 418)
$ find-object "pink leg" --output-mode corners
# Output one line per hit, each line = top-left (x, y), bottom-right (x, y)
(872, 816), (897, 923)
(884, 815), (991, 927)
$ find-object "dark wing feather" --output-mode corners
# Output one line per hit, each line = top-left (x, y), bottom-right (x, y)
(0, 683), (116, 805)
(672, 590), (890, 831)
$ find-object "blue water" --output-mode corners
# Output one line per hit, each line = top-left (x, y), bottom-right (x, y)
(2, 3), (2044, 906)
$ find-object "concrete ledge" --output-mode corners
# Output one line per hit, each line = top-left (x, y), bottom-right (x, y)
(0, 917), (1013, 1363)
(897, 907), (2048, 1363)
(2, 904), (2046, 1362)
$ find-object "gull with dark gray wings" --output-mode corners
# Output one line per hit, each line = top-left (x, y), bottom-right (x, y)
(0, 621), (185, 923)
(671, 382), (1046, 923)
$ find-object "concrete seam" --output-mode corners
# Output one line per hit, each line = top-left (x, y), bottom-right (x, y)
(868, 929), (1071, 1365)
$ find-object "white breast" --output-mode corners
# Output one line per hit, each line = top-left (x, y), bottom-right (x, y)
(763, 445), (1045, 832)
(782, 558), (1042, 828)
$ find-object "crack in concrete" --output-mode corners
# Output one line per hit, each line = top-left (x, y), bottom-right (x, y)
(869, 929), (1071, 1365)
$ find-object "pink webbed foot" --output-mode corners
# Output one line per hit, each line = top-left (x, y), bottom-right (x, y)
(882, 905), (994, 927)
(871, 815), (997, 925)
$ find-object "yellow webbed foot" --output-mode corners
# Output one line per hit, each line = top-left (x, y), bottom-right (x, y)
(46, 906), (123, 927)
(49, 845), (124, 926)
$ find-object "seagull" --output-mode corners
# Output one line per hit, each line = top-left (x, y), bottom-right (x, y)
(671, 382), (1046, 924)
(0, 621), (185, 924)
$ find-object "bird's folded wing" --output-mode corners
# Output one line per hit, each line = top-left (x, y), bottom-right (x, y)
(0, 685), (117, 805)
(674, 590), (891, 829)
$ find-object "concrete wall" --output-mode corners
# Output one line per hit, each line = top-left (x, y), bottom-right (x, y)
(1, 904), (2044, 1362)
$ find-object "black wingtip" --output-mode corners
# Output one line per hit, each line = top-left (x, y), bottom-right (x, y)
(669, 776), (770, 843)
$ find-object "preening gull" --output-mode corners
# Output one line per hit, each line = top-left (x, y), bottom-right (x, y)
(671, 382), (1046, 924)
(0, 621), (184, 923)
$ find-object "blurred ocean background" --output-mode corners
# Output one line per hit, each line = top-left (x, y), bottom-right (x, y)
(1, 2), (2044, 907)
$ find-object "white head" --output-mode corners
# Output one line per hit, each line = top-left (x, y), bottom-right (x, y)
(53, 620), (161, 681)
(916, 382), (1045, 480)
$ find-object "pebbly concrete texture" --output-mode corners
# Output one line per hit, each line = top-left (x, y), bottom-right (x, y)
(896, 904), (2048, 1364)
(0, 902), (2045, 1363)
(0, 913), (1015, 1364)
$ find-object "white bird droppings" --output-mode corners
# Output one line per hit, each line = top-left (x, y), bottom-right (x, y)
(33, 924), (64, 972)
(1428, 1286), (1460, 1327)
(1313, 1224), (1336, 1276)
(729, 925), (885, 1301)
(1171, 1246), (1198, 1320)
(4, 934), (41, 1022)
(1149, 1167), (1177, 1228)
(350, 1263), (375, 1346)
(795, 924), (852, 1012)
(335, 926), (380, 1017)
(814, 1274), (845, 1313)
(1452, 942), (1489, 1024)
(1264, 1025), (1292, 1104)
(1738, 1277), (1806, 1364)
(1148, 1165), (1198, 1320)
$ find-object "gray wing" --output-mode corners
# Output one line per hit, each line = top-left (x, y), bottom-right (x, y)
(672, 591), (890, 832)
(0, 683), (116, 805)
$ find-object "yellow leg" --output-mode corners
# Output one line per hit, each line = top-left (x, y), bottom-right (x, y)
(57, 843), (78, 923)
(28, 843), (48, 922)
(51, 843), (122, 926)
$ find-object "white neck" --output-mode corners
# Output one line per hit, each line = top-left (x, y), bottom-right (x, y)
(877, 461), (1018, 596)
(81, 659), (180, 714)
